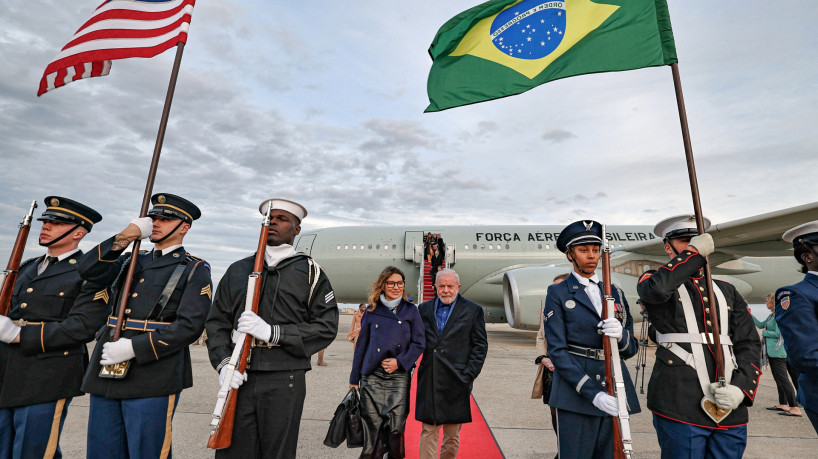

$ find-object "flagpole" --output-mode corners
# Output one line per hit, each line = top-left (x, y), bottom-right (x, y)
(112, 42), (186, 342)
(669, 62), (725, 379)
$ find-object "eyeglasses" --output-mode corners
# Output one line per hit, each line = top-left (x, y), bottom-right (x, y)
(385, 281), (405, 288)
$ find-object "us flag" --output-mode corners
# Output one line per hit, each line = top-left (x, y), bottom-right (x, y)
(38, 0), (195, 96)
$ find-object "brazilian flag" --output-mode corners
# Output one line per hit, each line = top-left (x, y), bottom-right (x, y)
(425, 0), (677, 112)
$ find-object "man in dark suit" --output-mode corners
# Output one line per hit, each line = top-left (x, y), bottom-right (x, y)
(77, 193), (212, 458)
(776, 220), (818, 433)
(415, 268), (487, 459)
(0, 196), (106, 458)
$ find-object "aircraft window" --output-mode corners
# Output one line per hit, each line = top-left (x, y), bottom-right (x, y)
(392, 244), (396, 250)
(464, 244), (469, 250)
(481, 244), (485, 249)
(384, 245), (389, 251)
(368, 244), (372, 249)
(538, 244), (542, 249)
(352, 245), (356, 250)
(643, 264), (651, 271)
(473, 244), (477, 249)
(505, 244), (509, 249)
(376, 244), (380, 249)
(625, 268), (632, 274)
(488, 244), (493, 249)
(344, 245), (349, 250)
(546, 244), (551, 249)
(336, 245), (341, 250)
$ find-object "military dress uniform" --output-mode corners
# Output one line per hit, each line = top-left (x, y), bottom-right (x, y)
(0, 197), (105, 459)
(637, 216), (760, 458)
(77, 194), (212, 459)
(775, 221), (818, 433)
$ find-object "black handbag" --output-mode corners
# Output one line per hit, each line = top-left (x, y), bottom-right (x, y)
(324, 388), (363, 448)
(541, 366), (553, 404)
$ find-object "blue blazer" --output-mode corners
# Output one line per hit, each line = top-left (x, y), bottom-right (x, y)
(544, 273), (641, 416)
(349, 299), (425, 385)
(776, 273), (818, 380)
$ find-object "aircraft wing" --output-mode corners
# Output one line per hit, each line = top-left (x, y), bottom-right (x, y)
(616, 201), (818, 257)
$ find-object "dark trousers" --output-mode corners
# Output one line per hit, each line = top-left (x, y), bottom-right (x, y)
(0, 398), (71, 459)
(87, 394), (179, 459)
(653, 413), (746, 459)
(788, 360), (800, 396)
(555, 409), (613, 459)
(798, 374), (818, 434)
(216, 370), (306, 459)
(359, 367), (410, 459)
(769, 357), (797, 406)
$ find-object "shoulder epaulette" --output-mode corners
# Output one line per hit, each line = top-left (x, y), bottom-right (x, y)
(20, 257), (39, 269)
(185, 253), (210, 271)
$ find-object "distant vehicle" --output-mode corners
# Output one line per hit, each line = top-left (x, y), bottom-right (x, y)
(293, 202), (818, 330)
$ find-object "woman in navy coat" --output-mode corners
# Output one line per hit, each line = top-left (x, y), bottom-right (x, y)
(349, 266), (425, 458)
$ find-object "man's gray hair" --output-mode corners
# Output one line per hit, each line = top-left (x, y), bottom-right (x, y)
(435, 268), (460, 284)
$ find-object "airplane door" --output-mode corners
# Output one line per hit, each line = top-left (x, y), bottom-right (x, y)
(404, 231), (424, 261)
(295, 234), (316, 255)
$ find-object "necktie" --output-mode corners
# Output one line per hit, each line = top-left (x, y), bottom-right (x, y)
(47, 256), (59, 266)
(152, 250), (162, 260)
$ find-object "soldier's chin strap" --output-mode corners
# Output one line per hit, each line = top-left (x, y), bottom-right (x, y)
(150, 220), (185, 244)
(39, 223), (81, 247)
(664, 237), (682, 256)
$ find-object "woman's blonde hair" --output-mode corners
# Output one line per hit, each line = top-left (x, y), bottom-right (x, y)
(367, 266), (407, 312)
(766, 293), (775, 303)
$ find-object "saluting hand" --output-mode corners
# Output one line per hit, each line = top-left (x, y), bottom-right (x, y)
(381, 358), (398, 373)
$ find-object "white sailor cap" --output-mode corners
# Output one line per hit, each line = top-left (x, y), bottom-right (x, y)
(258, 198), (307, 222)
(654, 214), (711, 239)
(783, 220), (818, 246)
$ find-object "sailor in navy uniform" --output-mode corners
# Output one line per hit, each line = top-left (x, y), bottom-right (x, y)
(775, 221), (818, 433)
(544, 220), (640, 459)
(205, 198), (338, 459)
(637, 215), (760, 458)
(77, 193), (212, 459)
(0, 196), (105, 459)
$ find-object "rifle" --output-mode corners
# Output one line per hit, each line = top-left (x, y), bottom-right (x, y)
(207, 201), (273, 449)
(600, 225), (633, 459)
(0, 201), (38, 316)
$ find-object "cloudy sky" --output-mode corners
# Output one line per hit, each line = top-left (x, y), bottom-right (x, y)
(1, 1), (817, 282)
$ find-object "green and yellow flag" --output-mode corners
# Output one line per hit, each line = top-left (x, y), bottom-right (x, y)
(425, 0), (676, 112)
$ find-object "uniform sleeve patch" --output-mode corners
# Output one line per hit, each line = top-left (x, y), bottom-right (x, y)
(638, 272), (652, 284)
(93, 289), (109, 304)
(544, 310), (554, 323)
(777, 290), (791, 300)
(201, 285), (212, 300)
(325, 291), (335, 303)
(780, 296), (790, 310)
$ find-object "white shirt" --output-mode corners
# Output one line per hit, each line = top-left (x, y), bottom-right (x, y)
(572, 271), (603, 317)
(38, 248), (80, 275)
(153, 244), (183, 258)
(265, 244), (296, 267)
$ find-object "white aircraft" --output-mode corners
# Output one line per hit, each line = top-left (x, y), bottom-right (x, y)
(293, 202), (818, 330)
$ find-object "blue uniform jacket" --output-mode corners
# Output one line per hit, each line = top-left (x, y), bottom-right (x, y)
(544, 273), (641, 416)
(776, 273), (818, 381)
(349, 299), (425, 385)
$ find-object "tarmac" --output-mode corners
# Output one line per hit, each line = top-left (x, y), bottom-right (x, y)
(57, 313), (818, 458)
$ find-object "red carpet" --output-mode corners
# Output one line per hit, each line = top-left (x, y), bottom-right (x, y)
(405, 357), (504, 458)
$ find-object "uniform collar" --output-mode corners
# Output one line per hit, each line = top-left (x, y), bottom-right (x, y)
(571, 271), (600, 286)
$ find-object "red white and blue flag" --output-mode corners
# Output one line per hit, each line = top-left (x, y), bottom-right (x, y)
(38, 0), (195, 96)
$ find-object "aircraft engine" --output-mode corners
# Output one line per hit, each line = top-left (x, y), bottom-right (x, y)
(502, 266), (574, 330)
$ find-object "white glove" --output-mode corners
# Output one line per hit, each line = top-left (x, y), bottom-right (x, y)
(129, 217), (153, 239)
(689, 233), (714, 257)
(219, 366), (247, 389)
(237, 311), (271, 342)
(598, 318), (623, 340)
(100, 338), (135, 365)
(593, 392), (619, 416)
(0, 316), (21, 343)
(709, 382), (744, 410)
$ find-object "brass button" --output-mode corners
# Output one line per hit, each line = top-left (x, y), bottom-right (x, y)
(707, 320), (712, 326)
(63, 351), (69, 356)
(26, 288), (33, 293)
(699, 287), (704, 291)
(667, 264), (673, 267)
(20, 303), (27, 308)
(753, 380), (757, 384)
(375, 324), (378, 328)
(595, 375), (601, 380)
(755, 371), (760, 375)
(677, 257), (682, 261)
(668, 359), (674, 364)
(727, 306), (732, 311)
(750, 390), (754, 394)
(59, 292), (65, 297)
(288, 383), (293, 388)
(139, 278), (145, 283)
(705, 308), (710, 314)
(125, 309), (132, 314)
(703, 297), (709, 302)
(694, 280), (699, 284)
(377, 348), (381, 352)
(132, 293), (138, 298)
(398, 321), (402, 324)
(173, 253), (180, 258)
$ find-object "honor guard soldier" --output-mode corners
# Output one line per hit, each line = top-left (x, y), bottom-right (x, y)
(775, 221), (818, 433)
(77, 193), (213, 458)
(205, 198), (339, 459)
(0, 197), (106, 458)
(637, 215), (760, 458)
(544, 220), (640, 459)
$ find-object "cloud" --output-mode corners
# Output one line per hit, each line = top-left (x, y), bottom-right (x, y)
(541, 128), (577, 143)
